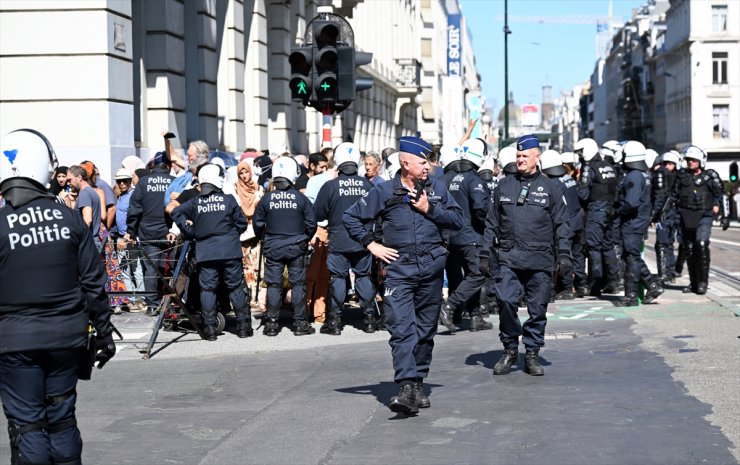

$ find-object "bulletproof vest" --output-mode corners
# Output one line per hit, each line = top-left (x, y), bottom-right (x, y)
(192, 192), (230, 239)
(676, 171), (714, 211)
(262, 187), (306, 235)
(588, 159), (617, 202)
(132, 168), (174, 239)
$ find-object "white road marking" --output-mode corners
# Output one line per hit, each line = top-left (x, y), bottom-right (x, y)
(560, 313), (588, 320)
(121, 332), (148, 340)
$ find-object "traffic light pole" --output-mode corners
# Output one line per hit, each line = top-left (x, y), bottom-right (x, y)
(322, 106), (333, 148)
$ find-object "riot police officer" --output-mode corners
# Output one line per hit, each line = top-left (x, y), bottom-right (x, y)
(0, 129), (116, 465)
(574, 137), (619, 296)
(651, 151), (681, 284)
(601, 140), (627, 293)
(439, 138), (493, 332)
(123, 151), (174, 316)
(614, 141), (663, 307)
(171, 163), (253, 340)
(560, 151), (589, 296)
(540, 150), (583, 300)
(484, 135), (571, 377)
(476, 152), (502, 316)
(252, 156), (317, 336)
(314, 142), (376, 335)
(668, 145), (730, 294)
(344, 136), (464, 415)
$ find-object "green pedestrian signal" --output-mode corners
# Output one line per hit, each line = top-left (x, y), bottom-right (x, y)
(730, 162), (738, 182)
(289, 46), (313, 103)
(297, 80), (308, 94)
(321, 81), (330, 91)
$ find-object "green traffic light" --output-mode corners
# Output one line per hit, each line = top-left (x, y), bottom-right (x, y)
(321, 81), (331, 91)
(296, 80), (307, 94)
(731, 175), (738, 182)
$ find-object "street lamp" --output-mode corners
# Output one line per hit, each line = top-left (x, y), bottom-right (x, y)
(503, 0), (511, 141)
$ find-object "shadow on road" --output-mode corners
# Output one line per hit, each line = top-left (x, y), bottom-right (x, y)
(465, 349), (552, 370)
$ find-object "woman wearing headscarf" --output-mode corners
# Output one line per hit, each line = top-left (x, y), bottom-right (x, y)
(50, 165), (69, 195)
(233, 160), (265, 313)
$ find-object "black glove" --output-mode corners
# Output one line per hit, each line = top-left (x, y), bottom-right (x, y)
(557, 253), (573, 277)
(722, 217), (730, 231)
(95, 333), (116, 369)
(479, 250), (491, 278)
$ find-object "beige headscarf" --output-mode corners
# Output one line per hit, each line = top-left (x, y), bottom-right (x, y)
(236, 160), (259, 218)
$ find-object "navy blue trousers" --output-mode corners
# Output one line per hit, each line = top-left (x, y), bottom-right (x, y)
(0, 350), (82, 465)
(327, 252), (375, 318)
(264, 254), (307, 323)
(445, 244), (485, 314)
(198, 258), (250, 327)
(495, 266), (551, 349)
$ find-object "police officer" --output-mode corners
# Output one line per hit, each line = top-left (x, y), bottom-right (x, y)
(601, 140), (627, 293)
(171, 163), (252, 340)
(0, 129), (116, 465)
(314, 142), (376, 335)
(252, 156), (317, 336)
(614, 141), (664, 307)
(476, 152), (502, 316)
(343, 136), (463, 415)
(484, 135), (571, 376)
(668, 145), (730, 294)
(573, 137), (619, 296)
(560, 151), (589, 297)
(439, 138), (493, 332)
(651, 151), (681, 284)
(123, 151), (174, 316)
(540, 150), (583, 300)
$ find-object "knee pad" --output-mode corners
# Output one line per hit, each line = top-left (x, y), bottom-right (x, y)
(696, 240), (710, 249)
(266, 282), (283, 289)
(46, 388), (76, 407)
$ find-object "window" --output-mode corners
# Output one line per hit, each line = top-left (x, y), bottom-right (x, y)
(713, 105), (730, 138)
(713, 52), (728, 84)
(712, 5), (728, 32)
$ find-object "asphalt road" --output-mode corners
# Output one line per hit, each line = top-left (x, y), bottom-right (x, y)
(1, 234), (738, 465)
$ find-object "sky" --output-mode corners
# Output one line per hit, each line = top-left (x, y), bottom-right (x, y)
(459, 0), (644, 116)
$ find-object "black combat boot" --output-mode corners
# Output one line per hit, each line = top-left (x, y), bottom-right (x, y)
(493, 347), (519, 375)
(413, 380), (430, 408)
(675, 244), (687, 277)
(601, 281), (621, 294)
(236, 321), (253, 338)
(614, 270), (639, 307)
(438, 301), (458, 333)
(469, 315), (493, 332)
(524, 348), (544, 376)
(683, 243), (698, 293)
(363, 314), (377, 333)
(554, 289), (575, 300)
(263, 318), (279, 337)
(389, 381), (419, 415)
(202, 325), (218, 341)
(319, 317), (342, 335)
(642, 276), (664, 304)
(574, 284), (588, 298)
(293, 320), (315, 336)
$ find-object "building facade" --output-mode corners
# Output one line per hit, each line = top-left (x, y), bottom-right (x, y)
(0, 0), (486, 181)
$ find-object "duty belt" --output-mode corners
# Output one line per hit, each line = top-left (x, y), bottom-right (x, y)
(385, 243), (443, 255)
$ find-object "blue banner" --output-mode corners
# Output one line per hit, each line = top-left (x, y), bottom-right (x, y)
(447, 14), (462, 77)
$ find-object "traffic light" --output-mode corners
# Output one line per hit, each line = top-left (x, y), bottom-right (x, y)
(289, 46), (313, 103)
(730, 161), (738, 182)
(312, 20), (339, 104)
(337, 46), (373, 101)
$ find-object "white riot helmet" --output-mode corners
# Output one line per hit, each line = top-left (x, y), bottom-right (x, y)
(498, 146), (517, 172)
(540, 149), (566, 176)
(478, 155), (497, 173)
(560, 151), (579, 167)
(439, 144), (461, 168)
(271, 156), (301, 183)
(386, 152), (401, 178)
(601, 140), (621, 160)
(574, 138), (599, 162)
(0, 129), (58, 189)
(197, 163), (225, 190)
(460, 138), (487, 168)
(622, 140), (648, 171)
(645, 149), (660, 168)
(333, 142), (361, 167)
(661, 150), (681, 166)
(681, 145), (707, 168)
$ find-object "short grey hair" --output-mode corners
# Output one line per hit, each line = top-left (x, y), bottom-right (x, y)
(364, 151), (381, 165)
(189, 140), (209, 158)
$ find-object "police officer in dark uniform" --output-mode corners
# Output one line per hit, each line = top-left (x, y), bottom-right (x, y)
(485, 135), (571, 377)
(252, 156), (317, 336)
(123, 151), (174, 316)
(651, 151), (681, 284)
(573, 137), (619, 296)
(439, 137), (493, 332)
(171, 163), (252, 340)
(560, 151), (589, 297)
(314, 142), (376, 335)
(0, 129), (116, 465)
(601, 140), (627, 293)
(613, 141), (664, 307)
(668, 145), (730, 294)
(344, 136), (463, 415)
(540, 149), (583, 300)
(476, 152), (502, 316)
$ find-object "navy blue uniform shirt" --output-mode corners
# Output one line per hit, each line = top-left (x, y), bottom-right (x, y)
(441, 168), (489, 245)
(171, 190), (247, 262)
(314, 173), (374, 253)
(252, 186), (317, 258)
(484, 171), (571, 272)
(343, 174), (464, 251)
(617, 169), (652, 232)
(126, 167), (174, 240)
